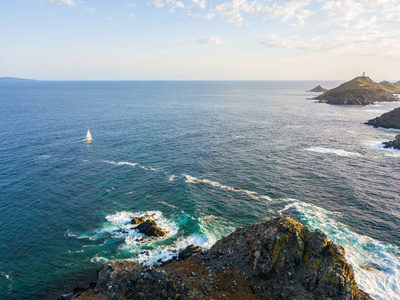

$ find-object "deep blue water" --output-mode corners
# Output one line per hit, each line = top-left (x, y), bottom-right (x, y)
(0, 81), (399, 299)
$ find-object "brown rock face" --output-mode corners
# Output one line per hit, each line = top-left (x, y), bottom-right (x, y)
(131, 214), (156, 225)
(383, 134), (400, 149)
(136, 220), (169, 237)
(366, 106), (400, 129)
(71, 216), (371, 300)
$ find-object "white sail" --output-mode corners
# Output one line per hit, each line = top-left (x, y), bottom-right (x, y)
(86, 129), (92, 141)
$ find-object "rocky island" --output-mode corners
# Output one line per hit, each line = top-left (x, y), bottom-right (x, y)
(315, 76), (399, 105)
(61, 216), (371, 300)
(308, 85), (328, 92)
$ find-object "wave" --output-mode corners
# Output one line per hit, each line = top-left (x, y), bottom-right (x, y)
(183, 174), (272, 201)
(102, 160), (159, 172)
(305, 147), (362, 157)
(279, 200), (400, 300)
(363, 141), (400, 157)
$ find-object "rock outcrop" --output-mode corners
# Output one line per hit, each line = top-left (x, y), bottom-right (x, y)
(136, 220), (169, 237)
(131, 214), (156, 225)
(379, 80), (400, 94)
(309, 85), (328, 92)
(315, 76), (399, 105)
(383, 134), (400, 149)
(365, 106), (400, 129)
(67, 216), (371, 300)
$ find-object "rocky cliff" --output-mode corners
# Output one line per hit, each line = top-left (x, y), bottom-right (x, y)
(366, 106), (400, 129)
(316, 76), (398, 105)
(62, 216), (371, 300)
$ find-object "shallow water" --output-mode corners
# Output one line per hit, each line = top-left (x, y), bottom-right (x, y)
(0, 81), (399, 299)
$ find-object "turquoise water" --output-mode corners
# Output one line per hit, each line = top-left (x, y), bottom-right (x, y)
(0, 81), (399, 299)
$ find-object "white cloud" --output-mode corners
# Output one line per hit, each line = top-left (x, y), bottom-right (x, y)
(322, 0), (364, 20)
(196, 36), (224, 44)
(260, 34), (296, 48)
(332, 15), (378, 32)
(47, 0), (76, 5)
(262, 0), (313, 27)
(127, 3), (137, 8)
(107, 17), (114, 21)
(192, 0), (206, 9)
(129, 13), (135, 18)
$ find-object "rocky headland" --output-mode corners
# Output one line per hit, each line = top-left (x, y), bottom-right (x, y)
(61, 216), (371, 300)
(365, 106), (400, 129)
(315, 76), (399, 105)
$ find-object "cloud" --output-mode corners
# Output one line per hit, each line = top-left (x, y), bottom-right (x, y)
(262, 0), (313, 27)
(332, 16), (378, 32)
(322, 0), (364, 20)
(151, 0), (185, 11)
(192, 0), (206, 9)
(107, 17), (114, 21)
(260, 34), (296, 48)
(47, 0), (76, 5)
(129, 13), (135, 18)
(196, 36), (224, 44)
(127, 3), (137, 8)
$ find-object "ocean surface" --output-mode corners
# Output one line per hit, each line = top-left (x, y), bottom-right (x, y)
(0, 81), (399, 299)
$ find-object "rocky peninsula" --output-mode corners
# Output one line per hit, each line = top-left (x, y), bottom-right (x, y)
(315, 76), (399, 105)
(61, 216), (371, 300)
(366, 106), (400, 129)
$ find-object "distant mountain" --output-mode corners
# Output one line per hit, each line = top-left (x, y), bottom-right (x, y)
(0, 77), (36, 82)
(308, 85), (328, 92)
(378, 80), (400, 93)
(315, 76), (399, 105)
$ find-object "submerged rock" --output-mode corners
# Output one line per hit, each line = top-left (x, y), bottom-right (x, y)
(136, 220), (169, 237)
(68, 216), (371, 299)
(382, 134), (400, 150)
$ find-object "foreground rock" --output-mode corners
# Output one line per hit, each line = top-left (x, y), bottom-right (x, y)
(383, 134), (400, 149)
(69, 216), (371, 300)
(366, 106), (400, 129)
(315, 76), (399, 105)
(136, 219), (169, 237)
(309, 85), (328, 92)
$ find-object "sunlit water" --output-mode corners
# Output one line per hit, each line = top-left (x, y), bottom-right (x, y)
(0, 81), (399, 299)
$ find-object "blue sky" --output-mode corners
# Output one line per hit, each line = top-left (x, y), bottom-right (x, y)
(1, 0), (400, 80)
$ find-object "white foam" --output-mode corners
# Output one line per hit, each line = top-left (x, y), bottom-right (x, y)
(166, 174), (176, 182)
(279, 200), (400, 300)
(90, 256), (109, 263)
(102, 160), (159, 172)
(363, 141), (400, 157)
(183, 174), (272, 201)
(159, 201), (178, 209)
(305, 147), (362, 157)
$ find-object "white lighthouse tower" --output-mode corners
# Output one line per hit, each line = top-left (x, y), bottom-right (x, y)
(362, 72), (366, 78)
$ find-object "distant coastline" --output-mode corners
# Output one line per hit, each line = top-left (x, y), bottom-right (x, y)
(0, 77), (36, 82)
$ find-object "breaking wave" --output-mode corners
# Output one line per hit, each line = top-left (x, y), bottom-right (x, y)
(305, 147), (362, 157)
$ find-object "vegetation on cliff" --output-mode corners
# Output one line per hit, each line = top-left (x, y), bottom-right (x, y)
(62, 216), (371, 300)
(315, 76), (399, 105)
(378, 81), (400, 94)
(309, 85), (328, 92)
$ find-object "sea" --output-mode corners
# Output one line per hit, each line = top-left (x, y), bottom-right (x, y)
(0, 81), (399, 299)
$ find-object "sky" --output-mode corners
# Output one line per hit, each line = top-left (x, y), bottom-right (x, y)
(1, 0), (400, 80)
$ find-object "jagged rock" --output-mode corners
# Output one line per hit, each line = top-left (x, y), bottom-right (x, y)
(69, 216), (372, 300)
(131, 214), (156, 225)
(178, 244), (205, 260)
(315, 76), (399, 105)
(136, 220), (169, 237)
(382, 134), (400, 149)
(365, 106), (400, 129)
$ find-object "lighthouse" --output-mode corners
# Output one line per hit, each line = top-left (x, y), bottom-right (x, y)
(362, 72), (366, 78)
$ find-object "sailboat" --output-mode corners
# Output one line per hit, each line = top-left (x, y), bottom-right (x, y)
(86, 129), (92, 142)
